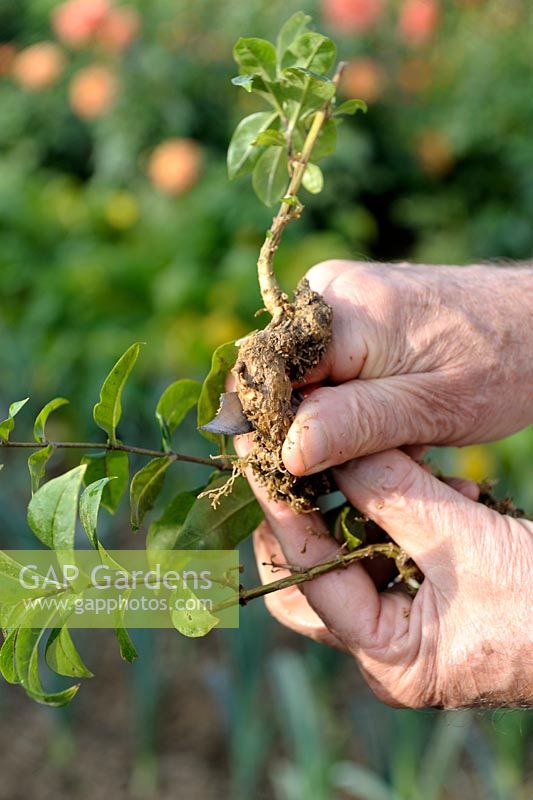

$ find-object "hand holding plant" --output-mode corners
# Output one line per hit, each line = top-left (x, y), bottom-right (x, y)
(0, 12), (531, 711)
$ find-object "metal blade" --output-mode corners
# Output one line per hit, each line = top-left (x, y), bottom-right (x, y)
(199, 392), (254, 435)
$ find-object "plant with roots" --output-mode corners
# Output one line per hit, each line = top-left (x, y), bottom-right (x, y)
(0, 13), (522, 706)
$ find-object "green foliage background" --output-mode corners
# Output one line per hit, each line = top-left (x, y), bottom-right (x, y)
(0, 0), (531, 798)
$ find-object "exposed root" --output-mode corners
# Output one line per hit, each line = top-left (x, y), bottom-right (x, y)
(198, 459), (248, 508)
(233, 278), (333, 509)
(478, 481), (525, 517)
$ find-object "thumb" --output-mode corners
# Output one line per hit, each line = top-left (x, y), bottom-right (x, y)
(283, 374), (451, 475)
(333, 449), (488, 584)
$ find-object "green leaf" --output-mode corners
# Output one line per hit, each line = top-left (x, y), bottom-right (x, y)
(335, 98), (368, 116)
(230, 74), (255, 92)
(281, 71), (336, 117)
(93, 343), (142, 443)
(79, 477), (114, 547)
(232, 74), (274, 98)
(253, 129), (286, 147)
(15, 619), (81, 706)
(302, 163), (324, 194)
(282, 32), (336, 75)
(252, 146), (289, 207)
(0, 398), (29, 442)
(130, 457), (173, 531)
(111, 586), (139, 663)
(28, 445), (54, 495)
(282, 194), (301, 207)
(27, 465), (86, 550)
(227, 111), (278, 180)
(307, 79), (336, 109)
(293, 66), (331, 82)
(176, 474), (264, 550)
(155, 378), (201, 452)
(171, 585), (219, 638)
(27, 683), (80, 707)
(79, 477), (124, 572)
(45, 627), (93, 679)
(333, 763), (402, 800)
(115, 627), (138, 663)
(419, 711), (473, 800)
(81, 450), (129, 514)
(310, 118), (338, 161)
(233, 37), (277, 82)
(4, 398), (28, 419)
(0, 629), (19, 684)
(147, 489), (198, 552)
(0, 603), (20, 630)
(0, 552), (40, 605)
(336, 506), (366, 551)
(33, 397), (69, 443)
(0, 551), (27, 582)
(231, 63), (286, 115)
(197, 340), (238, 443)
(277, 11), (312, 65)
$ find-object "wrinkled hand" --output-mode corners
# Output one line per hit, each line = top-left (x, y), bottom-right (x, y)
(282, 261), (533, 475)
(243, 443), (533, 708)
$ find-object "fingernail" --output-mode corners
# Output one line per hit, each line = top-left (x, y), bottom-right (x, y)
(284, 417), (330, 474)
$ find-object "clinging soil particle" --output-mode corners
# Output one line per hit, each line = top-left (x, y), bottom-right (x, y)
(234, 278), (332, 510)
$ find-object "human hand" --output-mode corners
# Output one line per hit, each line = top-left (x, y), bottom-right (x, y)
(246, 445), (533, 708)
(282, 261), (533, 476)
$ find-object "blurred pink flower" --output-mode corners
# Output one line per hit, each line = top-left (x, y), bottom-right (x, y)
(322, 0), (386, 33)
(52, 0), (110, 49)
(399, 0), (440, 46)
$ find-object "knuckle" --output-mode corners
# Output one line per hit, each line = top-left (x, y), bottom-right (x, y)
(305, 259), (347, 292)
(265, 501), (295, 528)
(312, 383), (400, 459)
(393, 375), (456, 443)
(379, 457), (421, 499)
(343, 383), (400, 455)
(312, 385), (362, 459)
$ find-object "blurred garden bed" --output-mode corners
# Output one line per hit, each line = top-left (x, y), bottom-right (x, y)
(0, 2), (532, 798)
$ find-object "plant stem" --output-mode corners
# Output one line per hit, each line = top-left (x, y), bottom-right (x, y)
(0, 440), (228, 470)
(215, 541), (415, 611)
(257, 62), (345, 321)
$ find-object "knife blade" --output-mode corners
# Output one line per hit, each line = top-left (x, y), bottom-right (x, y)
(199, 392), (255, 435)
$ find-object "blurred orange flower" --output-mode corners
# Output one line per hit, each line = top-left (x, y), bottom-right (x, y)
(417, 129), (454, 177)
(52, 0), (110, 49)
(322, 0), (385, 33)
(97, 6), (141, 53)
(397, 57), (433, 93)
(11, 42), (66, 91)
(147, 139), (203, 197)
(399, 0), (440, 46)
(342, 58), (387, 104)
(0, 44), (17, 77)
(69, 64), (118, 119)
